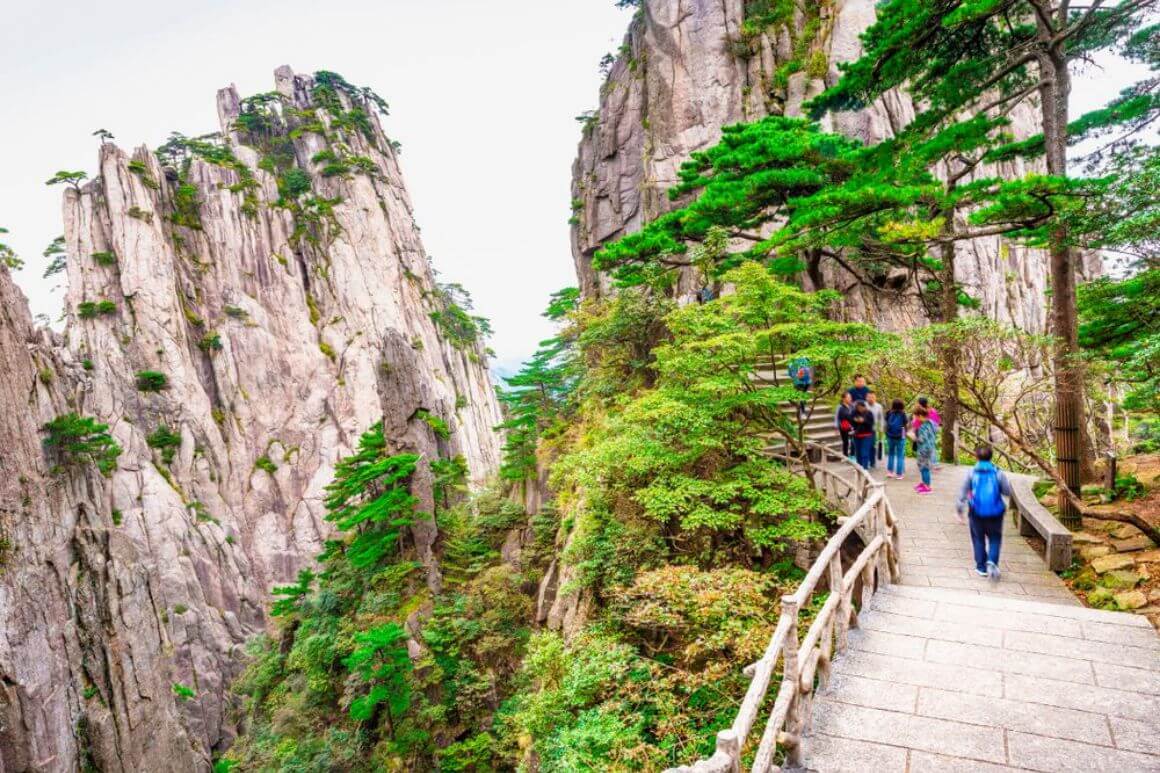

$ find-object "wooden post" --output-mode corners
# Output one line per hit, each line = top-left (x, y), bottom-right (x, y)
(1105, 452), (1118, 501)
(715, 729), (741, 773)
(831, 551), (849, 654)
(875, 491), (889, 587)
(780, 595), (803, 769)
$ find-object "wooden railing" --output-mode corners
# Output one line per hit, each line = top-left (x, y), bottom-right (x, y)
(667, 445), (901, 773)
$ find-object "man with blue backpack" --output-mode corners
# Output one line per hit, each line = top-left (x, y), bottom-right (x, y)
(955, 445), (1013, 581)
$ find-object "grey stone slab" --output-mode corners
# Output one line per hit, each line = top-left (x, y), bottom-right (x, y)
(1082, 620), (1160, 648)
(810, 701), (1006, 763)
(860, 610), (1004, 647)
(1094, 661), (1160, 696)
(819, 672), (919, 713)
(892, 585), (1152, 626)
(1110, 716), (1160, 755)
(1003, 672), (1160, 723)
(917, 687), (1112, 745)
(1007, 730), (1160, 773)
(932, 603), (1083, 637)
(899, 574), (933, 587)
(1004, 629), (1160, 670)
(926, 639), (1095, 684)
(908, 751), (1028, 772)
(997, 571), (1067, 588)
(804, 733), (908, 773)
(867, 594), (938, 620)
(833, 650), (1003, 697)
(847, 628), (928, 659)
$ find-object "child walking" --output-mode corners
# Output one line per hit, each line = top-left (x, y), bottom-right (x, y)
(911, 406), (937, 494)
(884, 399), (908, 479)
(867, 391), (884, 469)
(850, 400), (876, 470)
(835, 392), (855, 461)
(956, 445), (1013, 581)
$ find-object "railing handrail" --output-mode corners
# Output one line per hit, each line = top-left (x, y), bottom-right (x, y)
(667, 443), (901, 773)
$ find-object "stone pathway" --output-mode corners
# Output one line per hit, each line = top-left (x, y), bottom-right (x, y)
(805, 464), (1160, 772)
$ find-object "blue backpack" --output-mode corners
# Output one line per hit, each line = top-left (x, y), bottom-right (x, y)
(971, 465), (1006, 517)
(788, 357), (812, 386)
(885, 411), (907, 439)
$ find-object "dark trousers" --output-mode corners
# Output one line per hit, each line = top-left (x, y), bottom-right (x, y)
(969, 514), (1004, 571)
(840, 430), (852, 457)
(854, 435), (874, 470)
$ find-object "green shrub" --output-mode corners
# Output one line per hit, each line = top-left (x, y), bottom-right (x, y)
(1114, 473), (1145, 501)
(319, 341), (336, 360)
(135, 370), (169, 392)
(146, 424), (182, 465)
(224, 305), (248, 319)
(82, 359), (94, 371)
(111, 509), (123, 526)
(278, 168), (312, 200)
(91, 251), (117, 266)
(41, 413), (122, 476)
(254, 455), (277, 475)
(198, 332), (223, 352)
(172, 683), (195, 701)
(77, 300), (117, 319)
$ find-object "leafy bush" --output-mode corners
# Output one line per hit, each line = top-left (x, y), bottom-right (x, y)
(77, 300), (116, 319)
(41, 413), (121, 476)
(91, 251), (117, 266)
(254, 455), (277, 475)
(198, 332), (223, 352)
(135, 370), (168, 391)
(147, 425), (182, 465)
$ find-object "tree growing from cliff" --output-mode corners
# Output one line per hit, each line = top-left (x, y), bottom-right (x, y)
(44, 170), (87, 191)
(92, 128), (114, 145)
(42, 235), (66, 278)
(41, 413), (122, 476)
(0, 227), (21, 270)
(811, 0), (1156, 522)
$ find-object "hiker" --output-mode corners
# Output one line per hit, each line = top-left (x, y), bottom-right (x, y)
(788, 355), (813, 414)
(696, 285), (715, 304)
(867, 391), (884, 468)
(916, 396), (942, 468)
(850, 400), (876, 470)
(956, 445), (1013, 581)
(884, 398), (908, 479)
(835, 392), (855, 460)
(910, 405), (937, 494)
(847, 374), (870, 404)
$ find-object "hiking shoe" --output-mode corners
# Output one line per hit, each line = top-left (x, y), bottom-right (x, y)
(975, 568), (988, 577)
(915, 484), (932, 494)
(987, 561), (1001, 583)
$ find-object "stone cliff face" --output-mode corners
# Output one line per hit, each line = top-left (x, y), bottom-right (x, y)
(570, 0), (1064, 331)
(0, 67), (503, 772)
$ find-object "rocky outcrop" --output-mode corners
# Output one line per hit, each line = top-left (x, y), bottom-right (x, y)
(570, 0), (1071, 332)
(0, 67), (503, 771)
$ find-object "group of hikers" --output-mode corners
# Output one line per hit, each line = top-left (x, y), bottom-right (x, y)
(832, 376), (942, 494)
(787, 362), (1010, 581)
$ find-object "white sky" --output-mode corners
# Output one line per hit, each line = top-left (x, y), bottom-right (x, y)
(0, 0), (633, 377)
(0, 3), (1149, 377)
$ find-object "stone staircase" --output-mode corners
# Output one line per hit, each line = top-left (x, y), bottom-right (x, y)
(806, 583), (1160, 772)
(750, 357), (843, 456)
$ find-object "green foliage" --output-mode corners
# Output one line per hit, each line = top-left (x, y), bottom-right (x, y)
(197, 332), (223, 352)
(45, 170), (87, 189)
(415, 409), (450, 440)
(253, 455), (277, 475)
(135, 370), (168, 392)
(42, 413), (121, 476)
(77, 300), (117, 319)
(91, 251), (117, 266)
(172, 683), (195, 701)
(1079, 268), (1160, 411)
(0, 227), (23, 270)
(427, 282), (492, 351)
(147, 425), (182, 465)
(42, 235), (67, 278)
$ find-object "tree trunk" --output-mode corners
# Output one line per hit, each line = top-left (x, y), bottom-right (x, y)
(1037, 36), (1086, 528)
(938, 218), (960, 464)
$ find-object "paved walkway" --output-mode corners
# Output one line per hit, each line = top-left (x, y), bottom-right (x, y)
(805, 464), (1160, 772)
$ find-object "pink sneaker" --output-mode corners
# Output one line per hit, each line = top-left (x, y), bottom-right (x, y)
(916, 484), (932, 494)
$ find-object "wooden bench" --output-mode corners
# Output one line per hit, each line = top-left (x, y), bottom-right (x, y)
(1009, 477), (1073, 571)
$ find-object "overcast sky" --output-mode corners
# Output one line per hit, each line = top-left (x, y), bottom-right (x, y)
(0, 3), (1149, 377)
(0, 0), (633, 376)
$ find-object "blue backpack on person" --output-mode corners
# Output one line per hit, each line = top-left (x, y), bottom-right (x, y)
(885, 411), (907, 439)
(970, 463), (1006, 517)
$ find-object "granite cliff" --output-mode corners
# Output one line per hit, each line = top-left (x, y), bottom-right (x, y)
(569, 0), (1082, 330)
(0, 66), (502, 771)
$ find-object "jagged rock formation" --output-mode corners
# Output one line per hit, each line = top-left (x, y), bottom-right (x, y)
(570, 0), (1079, 331)
(0, 66), (503, 772)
